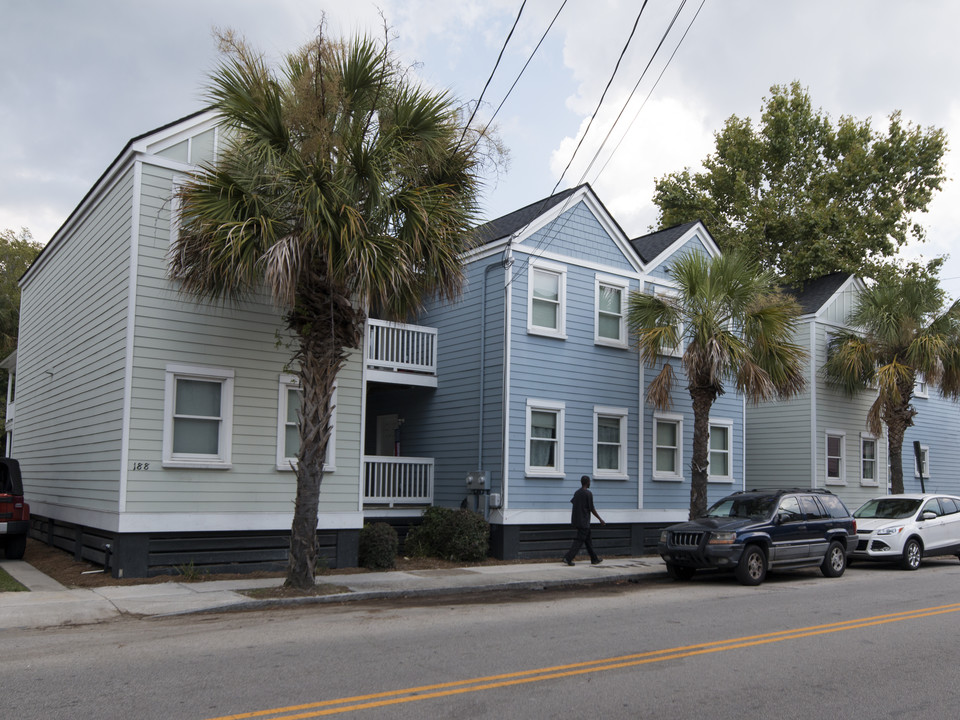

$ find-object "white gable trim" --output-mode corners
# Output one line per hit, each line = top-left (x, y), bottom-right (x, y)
(640, 221), (719, 277)
(21, 110), (218, 289)
(509, 187), (644, 273)
(512, 245), (640, 281)
(811, 275), (865, 321)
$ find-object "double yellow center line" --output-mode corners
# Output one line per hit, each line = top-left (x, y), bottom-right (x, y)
(206, 602), (960, 719)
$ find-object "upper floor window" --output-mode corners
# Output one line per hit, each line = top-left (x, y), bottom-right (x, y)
(914, 373), (929, 398)
(528, 263), (566, 338)
(595, 276), (628, 348)
(163, 364), (234, 468)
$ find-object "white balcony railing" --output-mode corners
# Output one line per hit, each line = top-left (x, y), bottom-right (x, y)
(365, 319), (437, 386)
(363, 456), (434, 506)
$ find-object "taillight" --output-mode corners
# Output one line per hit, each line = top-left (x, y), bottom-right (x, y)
(852, 519), (857, 533)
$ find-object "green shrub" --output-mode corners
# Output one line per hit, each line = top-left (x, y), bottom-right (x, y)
(359, 522), (399, 570)
(405, 506), (489, 562)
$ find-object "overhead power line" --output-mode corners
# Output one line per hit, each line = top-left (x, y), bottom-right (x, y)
(458, 0), (527, 148)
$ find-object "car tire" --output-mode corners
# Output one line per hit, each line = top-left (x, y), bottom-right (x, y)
(900, 538), (922, 571)
(3, 534), (26, 560)
(820, 540), (846, 578)
(666, 564), (696, 581)
(735, 545), (767, 586)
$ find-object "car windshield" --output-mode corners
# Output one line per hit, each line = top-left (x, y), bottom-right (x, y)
(705, 496), (776, 520)
(854, 498), (922, 520)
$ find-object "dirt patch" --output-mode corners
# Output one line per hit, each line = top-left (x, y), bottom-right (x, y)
(22, 538), (559, 589)
(239, 583), (352, 599)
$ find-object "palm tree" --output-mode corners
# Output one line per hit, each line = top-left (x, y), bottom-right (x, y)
(171, 31), (490, 588)
(627, 250), (806, 519)
(824, 274), (960, 494)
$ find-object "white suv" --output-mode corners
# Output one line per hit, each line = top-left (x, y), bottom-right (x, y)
(852, 494), (960, 570)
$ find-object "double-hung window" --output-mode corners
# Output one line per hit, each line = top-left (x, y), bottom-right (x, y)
(277, 374), (336, 471)
(914, 373), (929, 398)
(526, 399), (564, 476)
(860, 433), (878, 486)
(708, 420), (733, 482)
(826, 431), (845, 484)
(915, 445), (930, 478)
(595, 275), (628, 347)
(594, 406), (628, 479)
(528, 262), (566, 338)
(163, 364), (234, 468)
(653, 412), (683, 480)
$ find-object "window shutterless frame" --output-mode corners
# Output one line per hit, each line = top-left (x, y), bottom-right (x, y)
(162, 364), (234, 469)
(593, 406), (628, 479)
(276, 374), (336, 471)
(525, 399), (565, 477)
(527, 261), (567, 339)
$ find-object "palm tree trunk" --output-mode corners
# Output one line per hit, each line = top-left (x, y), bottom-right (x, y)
(286, 325), (348, 590)
(689, 387), (715, 519)
(884, 383), (917, 496)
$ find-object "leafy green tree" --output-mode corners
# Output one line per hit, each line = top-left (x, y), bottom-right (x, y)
(172, 31), (493, 589)
(627, 250), (806, 519)
(824, 273), (960, 494)
(653, 82), (947, 286)
(0, 228), (43, 455)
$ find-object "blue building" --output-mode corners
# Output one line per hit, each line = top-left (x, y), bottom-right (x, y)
(367, 184), (746, 558)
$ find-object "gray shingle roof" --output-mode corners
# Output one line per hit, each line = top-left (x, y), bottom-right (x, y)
(471, 185), (587, 245)
(629, 221), (700, 264)
(782, 272), (852, 314)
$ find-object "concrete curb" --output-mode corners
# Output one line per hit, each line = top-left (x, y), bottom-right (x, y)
(153, 568), (660, 618)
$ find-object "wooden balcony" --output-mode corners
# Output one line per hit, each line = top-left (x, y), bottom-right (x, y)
(363, 456), (434, 507)
(365, 319), (438, 387)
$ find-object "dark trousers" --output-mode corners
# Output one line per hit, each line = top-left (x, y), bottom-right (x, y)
(564, 526), (599, 563)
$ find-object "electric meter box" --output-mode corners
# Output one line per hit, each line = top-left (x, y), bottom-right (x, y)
(465, 471), (488, 489)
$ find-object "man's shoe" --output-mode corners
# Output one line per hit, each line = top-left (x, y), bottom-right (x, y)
(591, 558), (603, 565)
(562, 558), (574, 566)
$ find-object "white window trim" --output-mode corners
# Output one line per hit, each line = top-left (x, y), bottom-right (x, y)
(914, 372), (929, 398)
(594, 274), (629, 348)
(859, 432), (878, 487)
(162, 363), (234, 469)
(276, 374), (337, 472)
(525, 398), (565, 478)
(653, 411), (684, 481)
(707, 418), (734, 483)
(593, 405), (629, 480)
(825, 430), (846, 485)
(915, 444), (930, 478)
(653, 288), (683, 357)
(527, 260), (567, 339)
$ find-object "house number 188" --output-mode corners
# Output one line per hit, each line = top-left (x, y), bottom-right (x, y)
(131, 462), (150, 471)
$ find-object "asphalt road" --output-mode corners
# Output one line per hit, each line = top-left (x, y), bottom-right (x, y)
(5, 559), (960, 720)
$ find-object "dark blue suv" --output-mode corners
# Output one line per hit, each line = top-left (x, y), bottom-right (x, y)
(658, 489), (857, 586)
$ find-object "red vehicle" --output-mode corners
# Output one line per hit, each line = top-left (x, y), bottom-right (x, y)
(0, 458), (29, 559)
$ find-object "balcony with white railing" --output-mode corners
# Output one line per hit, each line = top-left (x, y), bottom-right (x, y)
(363, 456), (434, 507)
(365, 319), (438, 387)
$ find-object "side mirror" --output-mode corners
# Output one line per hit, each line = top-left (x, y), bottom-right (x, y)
(920, 511), (938, 521)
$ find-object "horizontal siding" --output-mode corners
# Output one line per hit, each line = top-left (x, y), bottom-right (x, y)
(401, 259), (506, 508)
(903, 389), (960, 497)
(13, 166), (133, 512)
(123, 162), (361, 519)
(507, 255), (643, 512)
(517, 201), (636, 272)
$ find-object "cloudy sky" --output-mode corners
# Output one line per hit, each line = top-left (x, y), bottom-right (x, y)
(4, 1), (960, 296)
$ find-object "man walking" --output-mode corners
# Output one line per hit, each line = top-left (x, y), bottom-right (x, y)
(563, 475), (605, 565)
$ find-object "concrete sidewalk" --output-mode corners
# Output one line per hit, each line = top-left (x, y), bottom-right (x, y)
(0, 556), (667, 630)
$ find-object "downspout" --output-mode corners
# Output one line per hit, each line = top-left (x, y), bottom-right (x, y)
(810, 319), (818, 489)
(478, 249), (513, 517)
